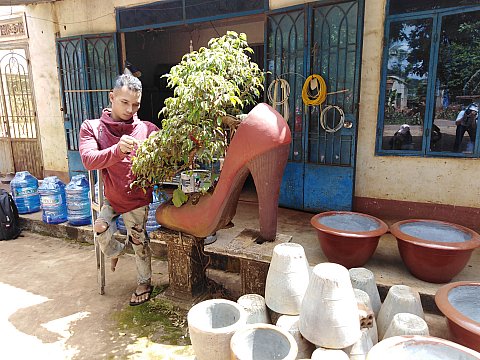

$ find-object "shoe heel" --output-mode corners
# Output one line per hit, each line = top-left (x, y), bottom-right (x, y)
(247, 144), (290, 241)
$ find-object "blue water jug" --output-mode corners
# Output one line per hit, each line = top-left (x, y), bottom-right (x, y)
(116, 215), (127, 235)
(38, 176), (68, 224)
(66, 174), (91, 226)
(146, 188), (166, 234)
(10, 171), (41, 214)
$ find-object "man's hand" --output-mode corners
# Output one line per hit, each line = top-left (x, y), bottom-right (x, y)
(119, 135), (139, 154)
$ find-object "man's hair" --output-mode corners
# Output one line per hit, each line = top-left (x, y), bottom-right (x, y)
(113, 74), (142, 92)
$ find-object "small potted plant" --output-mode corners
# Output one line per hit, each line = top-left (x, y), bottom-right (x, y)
(132, 31), (265, 206)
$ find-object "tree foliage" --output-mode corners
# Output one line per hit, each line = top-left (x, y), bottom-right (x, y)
(131, 31), (264, 190)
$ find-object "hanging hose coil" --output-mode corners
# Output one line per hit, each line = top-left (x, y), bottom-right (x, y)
(302, 74), (327, 106)
(320, 105), (345, 133)
(267, 79), (290, 122)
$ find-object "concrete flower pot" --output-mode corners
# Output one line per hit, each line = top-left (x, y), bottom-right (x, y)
(276, 315), (316, 359)
(349, 267), (382, 317)
(230, 323), (298, 360)
(435, 281), (480, 352)
(383, 312), (429, 339)
(187, 299), (247, 360)
(265, 243), (310, 315)
(366, 335), (480, 359)
(299, 262), (361, 348)
(310, 212), (388, 268)
(376, 285), (424, 340)
(390, 219), (480, 283)
(237, 294), (270, 324)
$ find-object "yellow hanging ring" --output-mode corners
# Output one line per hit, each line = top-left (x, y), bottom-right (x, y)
(302, 74), (327, 106)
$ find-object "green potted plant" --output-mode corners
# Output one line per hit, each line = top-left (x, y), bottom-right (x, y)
(132, 31), (264, 206)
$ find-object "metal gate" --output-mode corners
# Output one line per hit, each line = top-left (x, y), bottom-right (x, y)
(0, 48), (43, 179)
(56, 34), (119, 178)
(267, 1), (364, 211)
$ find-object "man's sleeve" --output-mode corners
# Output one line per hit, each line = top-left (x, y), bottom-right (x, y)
(79, 122), (126, 170)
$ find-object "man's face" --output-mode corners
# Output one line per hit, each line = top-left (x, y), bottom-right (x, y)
(109, 86), (141, 121)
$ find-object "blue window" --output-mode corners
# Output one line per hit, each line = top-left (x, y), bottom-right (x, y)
(377, 1), (480, 157)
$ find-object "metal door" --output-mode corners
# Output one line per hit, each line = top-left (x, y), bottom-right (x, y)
(56, 34), (119, 179)
(267, 1), (364, 211)
(0, 48), (43, 179)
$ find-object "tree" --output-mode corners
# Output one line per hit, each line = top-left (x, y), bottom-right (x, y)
(131, 31), (264, 200)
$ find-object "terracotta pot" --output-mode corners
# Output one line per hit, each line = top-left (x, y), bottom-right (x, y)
(310, 212), (388, 268)
(366, 335), (480, 359)
(390, 219), (480, 283)
(435, 281), (480, 352)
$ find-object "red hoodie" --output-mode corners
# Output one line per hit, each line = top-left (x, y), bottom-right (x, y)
(79, 109), (159, 213)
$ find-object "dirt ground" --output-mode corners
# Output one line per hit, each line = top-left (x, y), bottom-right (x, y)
(0, 230), (456, 359)
(0, 232), (195, 359)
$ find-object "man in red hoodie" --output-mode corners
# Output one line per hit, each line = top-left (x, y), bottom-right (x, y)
(79, 74), (159, 306)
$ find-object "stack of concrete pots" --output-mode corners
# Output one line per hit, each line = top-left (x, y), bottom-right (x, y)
(186, 242), (457, 359)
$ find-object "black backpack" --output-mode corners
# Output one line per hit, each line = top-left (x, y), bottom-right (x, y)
(0, 189), (21, 240)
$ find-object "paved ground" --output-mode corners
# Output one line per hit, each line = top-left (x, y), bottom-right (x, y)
(3, 192), (477, 358)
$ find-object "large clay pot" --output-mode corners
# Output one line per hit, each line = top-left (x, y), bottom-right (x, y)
(310, 212), (388, 268)
(366, 335), (480, 359)
(435, 281), (480, 352)
(390, 219), (480, 283)
(230, 323), (298, 360)
(187, 299), (247, 360)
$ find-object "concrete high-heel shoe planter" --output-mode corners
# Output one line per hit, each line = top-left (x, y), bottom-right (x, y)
(265, 243), (310, 315)
(354, 289), (378, 344)
(187, 299), (247, 360)
(276, 315), (316, 359)
(366, 335), (480, 359)
(376, 285), (424, 340)
(349, 267), (382, 317)
(390, 219), (480, 283)
(310, 212), (388, 268)
(230, 323), (298, 360)
(237, 294), (270, 324)
(435, 281), (480, 351)
(299, 262), (360, 349)
(383, 312), (429, 339)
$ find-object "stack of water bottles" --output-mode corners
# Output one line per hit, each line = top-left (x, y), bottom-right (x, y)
(65, 174), (91, 226)
(10, 171), (41, 214)
(117, 186), (166, 235)
(38, 176), (68, 224)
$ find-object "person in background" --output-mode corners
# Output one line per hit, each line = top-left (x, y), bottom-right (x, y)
(389, 124), (413, 150)
(453, 103), (478, 153)
(79, 74), (159, 306)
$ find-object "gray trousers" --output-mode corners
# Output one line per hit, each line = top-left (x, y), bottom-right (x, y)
(96, 200), (151, 285)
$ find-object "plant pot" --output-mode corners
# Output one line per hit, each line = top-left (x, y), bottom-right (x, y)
(376, 285), (424, 341)
(237, 294), (270, 324)
(265, 243), (310, 315)
(276, 315), (316, 359)
(310, 212), (388, 268)
(435, 281), (480, 352)
(366, 335), (480, 359)
(187, 299), (247, 360)
(299, 262), (361, 349)
(230, 323), (298, 360)
(390, 219), (480, 283)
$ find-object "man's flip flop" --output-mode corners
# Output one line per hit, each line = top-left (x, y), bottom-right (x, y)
(129, 285), (153, 306)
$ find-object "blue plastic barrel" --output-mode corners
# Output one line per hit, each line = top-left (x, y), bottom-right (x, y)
(66, 174), (91, 226)
(38, 176), (68, 224)
(10, 171), (41, 214)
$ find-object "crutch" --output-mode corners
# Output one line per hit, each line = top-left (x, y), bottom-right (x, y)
(88, 169), (105, 295)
